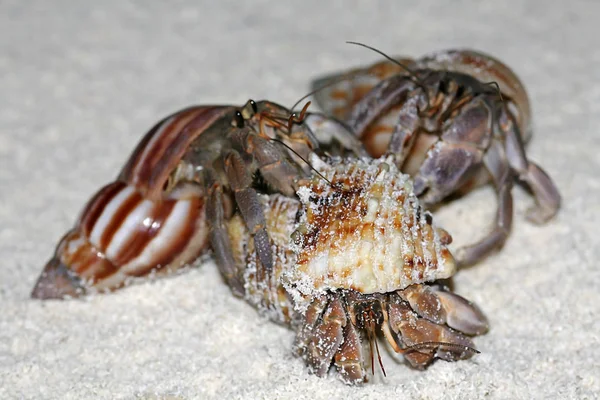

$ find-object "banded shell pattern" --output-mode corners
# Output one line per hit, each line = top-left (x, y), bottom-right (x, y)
(32, 182), (208, 298)
(31, 105), (233, 298)
(31, 98), (490, 384)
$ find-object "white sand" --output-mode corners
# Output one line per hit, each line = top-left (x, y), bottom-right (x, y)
(1, 1), (599, 399)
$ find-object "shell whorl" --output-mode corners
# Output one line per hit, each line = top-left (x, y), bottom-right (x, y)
(32, 181), (208, 298)
(31, 105), (230, 299)
(286, 156), (456, 308)
(119, 105), (232, 199)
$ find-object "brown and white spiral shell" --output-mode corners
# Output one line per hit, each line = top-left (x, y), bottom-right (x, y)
(31, 106), (233, 299)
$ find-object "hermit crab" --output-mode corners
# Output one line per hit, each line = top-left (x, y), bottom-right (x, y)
(311, 45), (561, 266)
(31, 99), (348, 298)
(31, 98), (488, 384)
(226, 156), (488, 383)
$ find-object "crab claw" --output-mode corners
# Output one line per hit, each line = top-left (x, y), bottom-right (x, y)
(387, 297), (479, 369)
(31, 257), (84, 300)
(304, 297), (347, 377)
(411, 319), (478, 364)
(399, 285), (489, 336)
(431, 286), (489, 335)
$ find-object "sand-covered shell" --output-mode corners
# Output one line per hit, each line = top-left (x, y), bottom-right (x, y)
(286, 156), (456, 306)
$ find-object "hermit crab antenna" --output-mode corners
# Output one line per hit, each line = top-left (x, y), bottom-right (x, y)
(285, 101), (312, 133)
(290, 56), (407, 113)
(290, 89), (318, 113)
(346, 41), (420, 79)
(268, 138), (333, 187)
(345, 41), (430, 97)
(373, 331), (387, 377)
(292, 42), (425, 114)
(363, 311), (387, 378)
(368, 329), (375, 375)
(290, 73), (354, 112)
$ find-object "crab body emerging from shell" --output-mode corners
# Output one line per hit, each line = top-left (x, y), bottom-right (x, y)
(311, 48), (561, 267)
(226, 156), (488, 384)
(288, 156), (455, 301)
(32, 98), (487, 384)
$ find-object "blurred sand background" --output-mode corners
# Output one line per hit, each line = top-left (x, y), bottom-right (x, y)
(1, 1), (598, 399)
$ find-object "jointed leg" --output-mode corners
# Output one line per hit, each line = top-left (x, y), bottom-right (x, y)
(410, 97), (492, 205)
(242, 133), (304, 197)
(347, 75), (418, 137)
(224, 150), (273, 280)
(521, 163), (561, 224)
(387, 293), (477, 368)
(455, 141), (513, 266)
(502, 109), (561, 224)
(206, 180), (245, 297)
(296, 296), (347, 377)
(333, 321), (366, 384)
(386, 93), (426, 167)
(295, 295), (328, 357)
(398, 285), (488, 336)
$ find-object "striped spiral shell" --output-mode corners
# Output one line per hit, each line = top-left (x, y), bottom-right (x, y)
(32, 106), (232, 299)
(42, 182), (207, 295)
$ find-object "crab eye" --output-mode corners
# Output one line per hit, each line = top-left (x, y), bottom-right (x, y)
(250, 99), (258, 114)
(241, 99), (258, 120)
(232, 111), (245, 128)
(438, 78), (448, 94)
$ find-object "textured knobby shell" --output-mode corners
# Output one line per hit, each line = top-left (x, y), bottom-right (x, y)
(285, 156), (456, 309)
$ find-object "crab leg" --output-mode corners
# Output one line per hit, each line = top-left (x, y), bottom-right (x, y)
(456, 139), (514, 266)
(398, 285), (489, 336)
(411, 96), (492, 203)
(333, 320), (367, 384)
(387, 296), (477, 369)
(346, 75), (418, 137)
(295, 295), (329, 357)
(206, 179), (245, 297)
(501, 108), (561, 224)
(386, 94), (424, 165)
(224, 150), (273, 280)
(241, 133), (302, 197)
(303, 296), (347, 377)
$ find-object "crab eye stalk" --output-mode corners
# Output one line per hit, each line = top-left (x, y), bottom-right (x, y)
(240, 99), (258, 119)
(232, 110), (245, 128)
